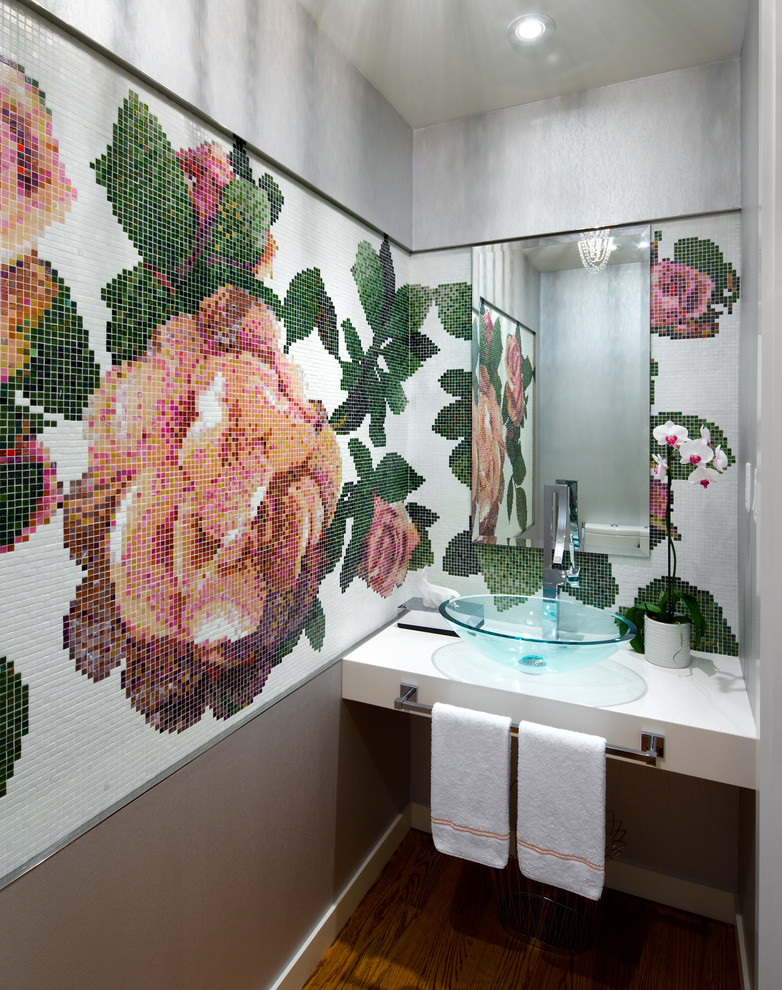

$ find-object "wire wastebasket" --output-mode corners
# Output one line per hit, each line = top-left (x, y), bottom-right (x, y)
(492, 811), (627, 953)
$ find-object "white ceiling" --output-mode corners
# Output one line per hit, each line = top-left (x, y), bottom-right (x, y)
(296, 0), (750, 129)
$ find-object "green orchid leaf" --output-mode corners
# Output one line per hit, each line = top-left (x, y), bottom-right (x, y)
(506, 477), (514, 521)
(102, 263), (177, 363)
(443, 530), (481, 577)
(92, 91), (195, 274)
(435, 283), (471, 340)
(24, 272), (100, 417)
(677, 590), (706, 648)
(351, 241), (385, 336)
(631, 578), (737, 655)
(623, 604), (651, 652)
(0, 657), (29, 797)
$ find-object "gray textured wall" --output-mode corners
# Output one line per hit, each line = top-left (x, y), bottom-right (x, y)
(0, 663), (410, 990)
(412, 60), (740, 251)
(29, 0), (414, 246)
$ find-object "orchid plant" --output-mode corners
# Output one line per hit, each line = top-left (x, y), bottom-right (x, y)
(626, 419), (727, 652)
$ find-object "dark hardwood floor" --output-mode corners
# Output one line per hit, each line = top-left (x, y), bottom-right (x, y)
(302, 829), (741, 990)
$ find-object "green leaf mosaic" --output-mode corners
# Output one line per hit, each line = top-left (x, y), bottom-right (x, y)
(0, 658), (28, 798)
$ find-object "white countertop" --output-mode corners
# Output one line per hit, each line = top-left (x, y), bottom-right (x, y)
(341, 621), (757, 788)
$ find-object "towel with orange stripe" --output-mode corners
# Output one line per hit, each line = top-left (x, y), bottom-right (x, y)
(517, 720), (606, 901)
(430, 702), (511, 868)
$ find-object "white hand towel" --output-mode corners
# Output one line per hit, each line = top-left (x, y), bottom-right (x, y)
(516, 721), (606, 901)
(430, 702), (511, 868)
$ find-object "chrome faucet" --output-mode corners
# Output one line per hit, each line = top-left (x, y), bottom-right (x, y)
(541, 482), (580, 639)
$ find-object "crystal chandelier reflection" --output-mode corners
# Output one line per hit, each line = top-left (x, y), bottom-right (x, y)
(578, 227), (611, 274)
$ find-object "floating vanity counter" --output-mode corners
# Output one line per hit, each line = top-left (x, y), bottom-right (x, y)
(341, 622), (757, 789)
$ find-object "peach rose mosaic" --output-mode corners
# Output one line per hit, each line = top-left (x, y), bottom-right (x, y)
(471, 365), (505, 543)
(64, 286), (341, 732)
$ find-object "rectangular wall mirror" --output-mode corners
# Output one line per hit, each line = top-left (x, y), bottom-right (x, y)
(472, 223), (651, 557)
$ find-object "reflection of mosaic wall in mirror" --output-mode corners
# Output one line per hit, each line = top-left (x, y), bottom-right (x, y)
(0, 0), (742, 890)
(472, 298), (535, 546)
(422, 214), (741, 658)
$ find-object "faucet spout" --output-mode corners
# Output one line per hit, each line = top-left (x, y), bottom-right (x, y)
(541, 482), (580, 639)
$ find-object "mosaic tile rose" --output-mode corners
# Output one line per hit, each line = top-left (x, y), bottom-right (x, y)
(63, 96), (342, 732)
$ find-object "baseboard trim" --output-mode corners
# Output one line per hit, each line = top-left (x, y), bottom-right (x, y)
(734, 901), (755, 990)
(412, 803), (734, 924)
(411, 801), (431, 832)
(606, 859), (735, 922)
(270, 807), (412, 990)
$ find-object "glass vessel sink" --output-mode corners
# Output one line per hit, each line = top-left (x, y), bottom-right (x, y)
(438, 594), (636, 675)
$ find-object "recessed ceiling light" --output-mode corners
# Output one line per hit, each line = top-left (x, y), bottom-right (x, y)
(507, 13), (555, 50)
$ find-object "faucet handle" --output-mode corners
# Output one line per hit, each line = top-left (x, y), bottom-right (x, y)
(564, 566), (580, 589)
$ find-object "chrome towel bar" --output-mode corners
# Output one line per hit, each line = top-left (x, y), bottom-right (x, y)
(393, 683), (665, 767)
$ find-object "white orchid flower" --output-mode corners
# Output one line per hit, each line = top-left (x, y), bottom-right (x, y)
(700, 425), (711, 445)
(679, 436), (714, 467)
(712, 445), (728, 472)
(688, 465), (717, 488)
(652, 454), (668, 482)
(653, 420), (689, 448)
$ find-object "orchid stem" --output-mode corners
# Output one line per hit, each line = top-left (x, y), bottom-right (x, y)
(666, 461), (676, 622)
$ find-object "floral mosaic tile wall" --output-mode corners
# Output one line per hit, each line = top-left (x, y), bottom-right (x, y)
(0, 1), (742, 889)
(0, 4), (447, 884)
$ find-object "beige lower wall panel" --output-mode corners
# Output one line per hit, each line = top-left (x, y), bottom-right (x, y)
(0, 664), (410, 990)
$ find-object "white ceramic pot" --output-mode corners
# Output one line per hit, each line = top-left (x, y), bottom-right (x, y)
(644, 614), (691, 669)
